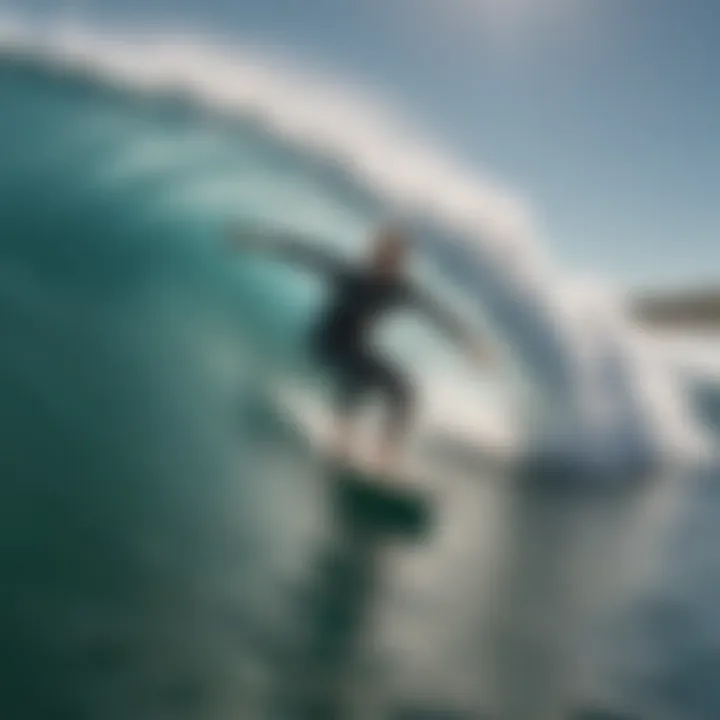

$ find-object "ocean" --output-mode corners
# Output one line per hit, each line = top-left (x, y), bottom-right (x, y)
(1, 18), (719, 719)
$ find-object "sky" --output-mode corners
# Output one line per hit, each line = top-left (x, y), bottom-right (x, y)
(4, 0), (720, 289)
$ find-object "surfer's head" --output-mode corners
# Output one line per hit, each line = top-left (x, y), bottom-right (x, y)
(370, 223), (409, 277)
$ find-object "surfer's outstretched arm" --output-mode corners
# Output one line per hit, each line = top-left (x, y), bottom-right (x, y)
(407, 285), (493, 364)
(228, 226), (349, 278)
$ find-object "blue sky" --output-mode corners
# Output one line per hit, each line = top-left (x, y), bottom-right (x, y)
(7, 0), (720, 288)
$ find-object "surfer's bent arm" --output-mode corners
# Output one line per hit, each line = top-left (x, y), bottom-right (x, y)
(407, 284), (491, 363)
(228, 226), (349, 278)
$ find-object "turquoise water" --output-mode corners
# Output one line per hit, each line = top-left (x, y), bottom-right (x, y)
(1, 46), (720, 719)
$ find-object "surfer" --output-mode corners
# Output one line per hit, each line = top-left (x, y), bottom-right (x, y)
(229, 223), (486, 475)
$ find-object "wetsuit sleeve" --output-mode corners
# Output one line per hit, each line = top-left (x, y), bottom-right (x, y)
(228, 226), (349, 279)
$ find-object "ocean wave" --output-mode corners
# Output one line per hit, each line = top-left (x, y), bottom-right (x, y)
(0, 13), (717, 470)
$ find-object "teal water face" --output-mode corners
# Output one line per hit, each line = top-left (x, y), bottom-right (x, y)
(0, 55), (342, 716)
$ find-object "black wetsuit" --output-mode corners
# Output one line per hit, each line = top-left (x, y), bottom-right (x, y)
(312, 267), (416, 436)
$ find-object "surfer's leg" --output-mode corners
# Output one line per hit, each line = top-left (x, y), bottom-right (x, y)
(312, 336), (359, 462)
(365, 355), (415, 473)
(327, 354), (365, 463)
(321, 344), (415, 471)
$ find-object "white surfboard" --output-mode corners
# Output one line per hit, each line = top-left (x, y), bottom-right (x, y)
(274, 383), (436, 535)
(275, 382), (515, 484)
(277, 384), (427, 480)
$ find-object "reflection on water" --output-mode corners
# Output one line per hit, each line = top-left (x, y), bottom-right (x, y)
(246, 416), (700, 719)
